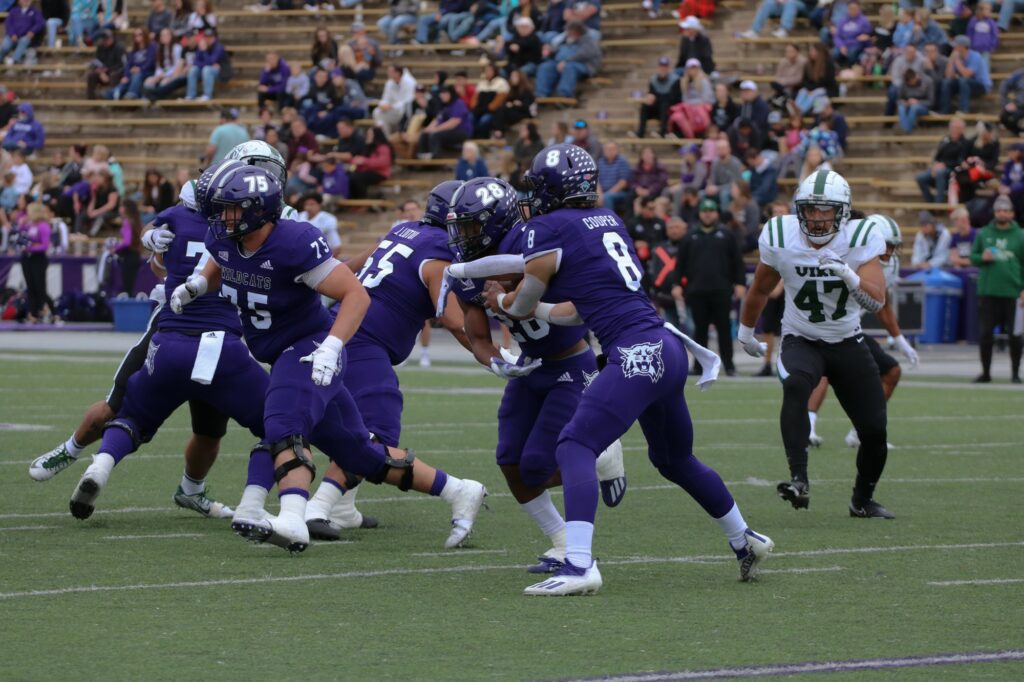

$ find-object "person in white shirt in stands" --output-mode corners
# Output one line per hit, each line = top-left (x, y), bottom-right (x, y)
(910, 210), (951, 269)
(297, 191), (342, 256)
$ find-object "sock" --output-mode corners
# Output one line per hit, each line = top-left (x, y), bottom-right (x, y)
(180, 472), (205, 496)
(278, 490), (308, 521)
(99, 427), (136, 465)
(420, 346), (429, 359)
(65, 435), (85, 458)
(439, 474), (462, 502)
(245, 448), (275, 490)
(556, 440), (600, 524)
(236, 485), (268, 515)
(429, 469), (448, 496)
(564, 520), (594, 568)
(715, 503), (749, 550)
(521, 490), (566, 551)
(808, 411), (818, 434)
(89, 452), (116, 478)
(306, 479), (343, 520)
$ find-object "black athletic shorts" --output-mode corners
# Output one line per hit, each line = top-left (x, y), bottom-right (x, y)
(105, 303), (229, 439)
(864, 335), (900, 375)
(761, 296), (785, 336)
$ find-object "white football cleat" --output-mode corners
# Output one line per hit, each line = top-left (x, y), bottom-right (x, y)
(808, 432), (824, 448)
(444, 479), (487, 549)
(596, 440), (628, 507)
(524, 560), (602, 596)
(844, 428), (860, 449)
(236, 512), (310, 554)
(735, 528), (774, 582)
(328, 486), (379, 529)
(69, 458), (112, 520)
(30, 443), (79, 481)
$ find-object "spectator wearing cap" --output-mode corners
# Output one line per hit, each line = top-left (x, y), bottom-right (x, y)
(813, 97), (847, 150)
(185, 29), (229, 101)
(112, 28), (157, 100)
(204, 108), (248, 165)
(736, 80), (769, 135)
(298, 192), (342, 254)
(638, 56), (675, 138)
(947, 206), (977, 268)
(415, 0), (472, 44)
(773, 43), (807, 98)
(2, 103), (45, 154)
(969, 194), (1024, 383)
(505, 15), (542, 76)
(939, 35), (991, 114)
(571, 118), (601, 159)
(740, 0), (809, 40)
(535, 21), (601, 99)
(671, 196), (746, 376)
(417, 85), (471, 159)
(258, 51), (290, 111)
(1000, 143), (1024, 221)
(1000, 67), (1024, 136)
(911, 211), (951, 269)
(1, 0), (44, 66)
(830, 0), (871, 67)
(884, 43), (927, 119)
(374, 64), (417, 136)
(675, 15), (714, 76)
(597, 141), (631, 214)
(896, 68), (934, 134)
(340, 21), (381, 87)
(667, 58), (713, 138)
(377, 0), (419, 46)
(86, 30), (125, 99)
(793, 41), (837, 115)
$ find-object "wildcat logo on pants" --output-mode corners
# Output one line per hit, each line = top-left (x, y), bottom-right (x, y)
(619, 340), (664, 383)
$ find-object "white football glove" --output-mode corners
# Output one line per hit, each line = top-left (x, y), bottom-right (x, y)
(169, 275), (207, 314)
(436, 270), (453, 317)
(817, 251), (861, 289)
(489, 356), (542, 380)
(737, 323), (767, 358)
(300, 335), (344, 387)
(895, 334), (919, 369)
(498, 346), (520, 365)
(141, 227), (175, 253)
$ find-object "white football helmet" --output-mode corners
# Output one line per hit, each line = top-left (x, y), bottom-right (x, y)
(794, 169), (851, 246)
(869, 213), (902, 275)
(226, 140), (287, 185)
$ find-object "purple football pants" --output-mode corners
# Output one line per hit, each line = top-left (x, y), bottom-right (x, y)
(341, 339), (404, 448)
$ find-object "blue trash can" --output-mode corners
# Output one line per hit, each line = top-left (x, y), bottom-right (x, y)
(906, 269), (963, 343)
(111, 298), (156, 332)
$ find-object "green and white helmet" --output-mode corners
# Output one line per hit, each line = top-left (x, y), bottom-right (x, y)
(869, 213), (902, 277)
(225, 140), (287, 185)
(794, 169), (852, 246)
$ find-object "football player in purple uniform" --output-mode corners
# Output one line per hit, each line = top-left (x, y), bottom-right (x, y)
(172, 161), (485, 553)
(484, 145), (773, 595)
(66, 199), (269, 520)
(445, 177), (628, 573)
(302, 181), (478, 544)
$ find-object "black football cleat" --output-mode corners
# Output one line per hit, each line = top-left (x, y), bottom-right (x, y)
(777, 479), (810, 510)
(849, 498), (896, 519)
(306, 518), (343, 541)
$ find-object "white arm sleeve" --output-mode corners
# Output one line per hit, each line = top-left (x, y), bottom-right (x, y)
(448, 254), (525, 279)
(533, 302), (583, 326)
(297, 258), (342, 290)
(500, 273), (548, 318)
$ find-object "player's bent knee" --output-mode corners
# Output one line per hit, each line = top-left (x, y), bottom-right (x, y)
(270, 434), (316, 484)
(781, 372), (816, 403)
(104, 418), (145, 448)
(365, 449), (416, 491)
(519, 450), (557, 488)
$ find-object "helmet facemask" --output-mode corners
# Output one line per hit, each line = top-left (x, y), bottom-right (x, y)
(447, 212), (494, 261)
(796, 200), (846, 246)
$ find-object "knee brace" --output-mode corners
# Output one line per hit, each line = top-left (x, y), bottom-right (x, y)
(270, 434), (316, 484)
(103, 418), (144, 448)
(365, 449), (416, 491)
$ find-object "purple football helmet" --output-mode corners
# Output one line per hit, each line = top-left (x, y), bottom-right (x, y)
(446, 177), (519, 261)
(519, 143), (599, 220)
(423, 180), (463, 228)
(197, 160), (283, 241)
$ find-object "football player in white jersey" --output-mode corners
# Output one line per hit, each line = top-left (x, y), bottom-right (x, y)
(738, 170), (896, 519)
(806, 214), (920, 449)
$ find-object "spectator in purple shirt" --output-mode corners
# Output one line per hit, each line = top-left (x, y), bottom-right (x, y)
(112, 28), (157, 100)
(19, 202), (52, 322)
(416, 85), (471, 159)
(1, 0), (46, 65)
(1001, 143), (1024, 222)
(830, 0), (871, 66)
(184, 28), (228, 101)
(947, 206), (977, 268)
(966, 1), (999, 70)
(2, 103), (46, 154)
(257, 51), (290, 111)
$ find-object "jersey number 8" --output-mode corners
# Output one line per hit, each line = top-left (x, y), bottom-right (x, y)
(602, 232), (642, 292)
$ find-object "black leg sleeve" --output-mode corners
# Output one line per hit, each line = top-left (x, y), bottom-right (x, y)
(777, 336), (827, 482)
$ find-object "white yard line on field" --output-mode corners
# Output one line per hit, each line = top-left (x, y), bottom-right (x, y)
(927, 578), (1024, 587)
(0, 525), (60, 532)
(102, 533), (205, 540)
(0, 542), (1020, 600)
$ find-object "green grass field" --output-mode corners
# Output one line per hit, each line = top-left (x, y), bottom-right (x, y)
(1, 351), (1022, 681)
